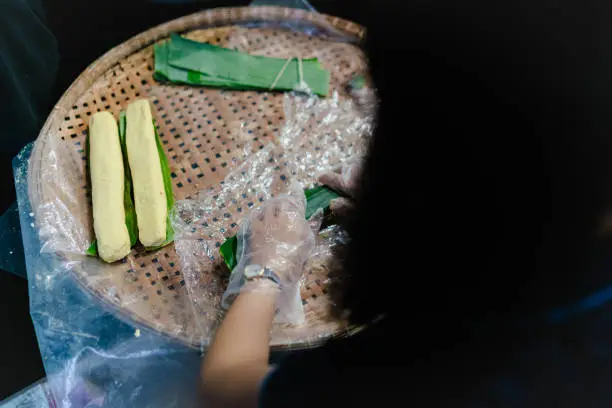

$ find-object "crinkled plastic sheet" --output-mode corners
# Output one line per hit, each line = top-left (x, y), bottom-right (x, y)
(18, 2), (373, 406)
(15, 145), (201, 408)
(172, 89), (373, 348)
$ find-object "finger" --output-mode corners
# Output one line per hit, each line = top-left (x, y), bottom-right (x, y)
(262, 204), (277, 229)
(329, 197), (353, 217)
(307, 208), (324, 233)
(343, 161), (362, 191)
(256, 207), (266, 222)
(270, 195), (304, 220)
(318, 172), (351, 195)
(275, 181), (305, 212)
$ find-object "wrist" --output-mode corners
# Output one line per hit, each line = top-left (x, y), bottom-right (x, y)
(243, 264), (282, 286)
(241, 279), (281, 297)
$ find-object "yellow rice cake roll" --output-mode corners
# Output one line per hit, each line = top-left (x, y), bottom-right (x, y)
(126, 99), (167, 247)
(89, 112), (131, 262)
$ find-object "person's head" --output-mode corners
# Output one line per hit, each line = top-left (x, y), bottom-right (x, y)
(334, 0), (612, 338)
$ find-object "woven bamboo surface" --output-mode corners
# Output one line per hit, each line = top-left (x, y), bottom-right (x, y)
(28, 6), (368, 349)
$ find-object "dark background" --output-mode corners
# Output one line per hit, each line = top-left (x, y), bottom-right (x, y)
(0, 0), (359, 400)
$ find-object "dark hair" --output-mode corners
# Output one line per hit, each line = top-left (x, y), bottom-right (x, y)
(337, 0), (612, 339)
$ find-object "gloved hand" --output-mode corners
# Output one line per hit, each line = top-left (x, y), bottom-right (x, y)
(221, 192), (315, 323)
(318, 160), (362, 216)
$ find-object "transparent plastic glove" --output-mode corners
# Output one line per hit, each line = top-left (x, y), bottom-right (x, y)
(221, 192), (315, 324)
(317, 160), (362, 216)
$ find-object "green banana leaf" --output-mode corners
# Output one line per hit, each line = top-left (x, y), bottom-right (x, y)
(154, 34), (330, 96)
(144, 121), (175, 251)
(219, 186), (340, 271)
(86, 112), (175, 256)
(167, 34), (329, 96)
(86, 112), (138, 256)
(167, 33), (323, 65)
(219, 236), (238, 271)
(304, 185), (340, 220)
(154, 42), (257, 89)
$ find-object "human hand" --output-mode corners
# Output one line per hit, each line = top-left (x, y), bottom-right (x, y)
(221, 192), (314, 319)
(236, 193), (315, 286)
(318, 160), (362, 216)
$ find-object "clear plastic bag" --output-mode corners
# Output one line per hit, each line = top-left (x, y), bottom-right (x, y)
(15, 144), (202, 408)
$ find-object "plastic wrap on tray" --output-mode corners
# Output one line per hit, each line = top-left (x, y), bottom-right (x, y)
(171, 89), (373, 347)
(19, 3), (372, 405)
(16, 145), (202, 408)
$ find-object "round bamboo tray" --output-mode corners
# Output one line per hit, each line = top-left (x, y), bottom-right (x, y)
(28, 6), (368, 349)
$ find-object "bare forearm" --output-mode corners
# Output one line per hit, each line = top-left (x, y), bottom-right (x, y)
(201, 193), (312, 407)
(202, 284), (278, 407)
(206, 289), (277, 370)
